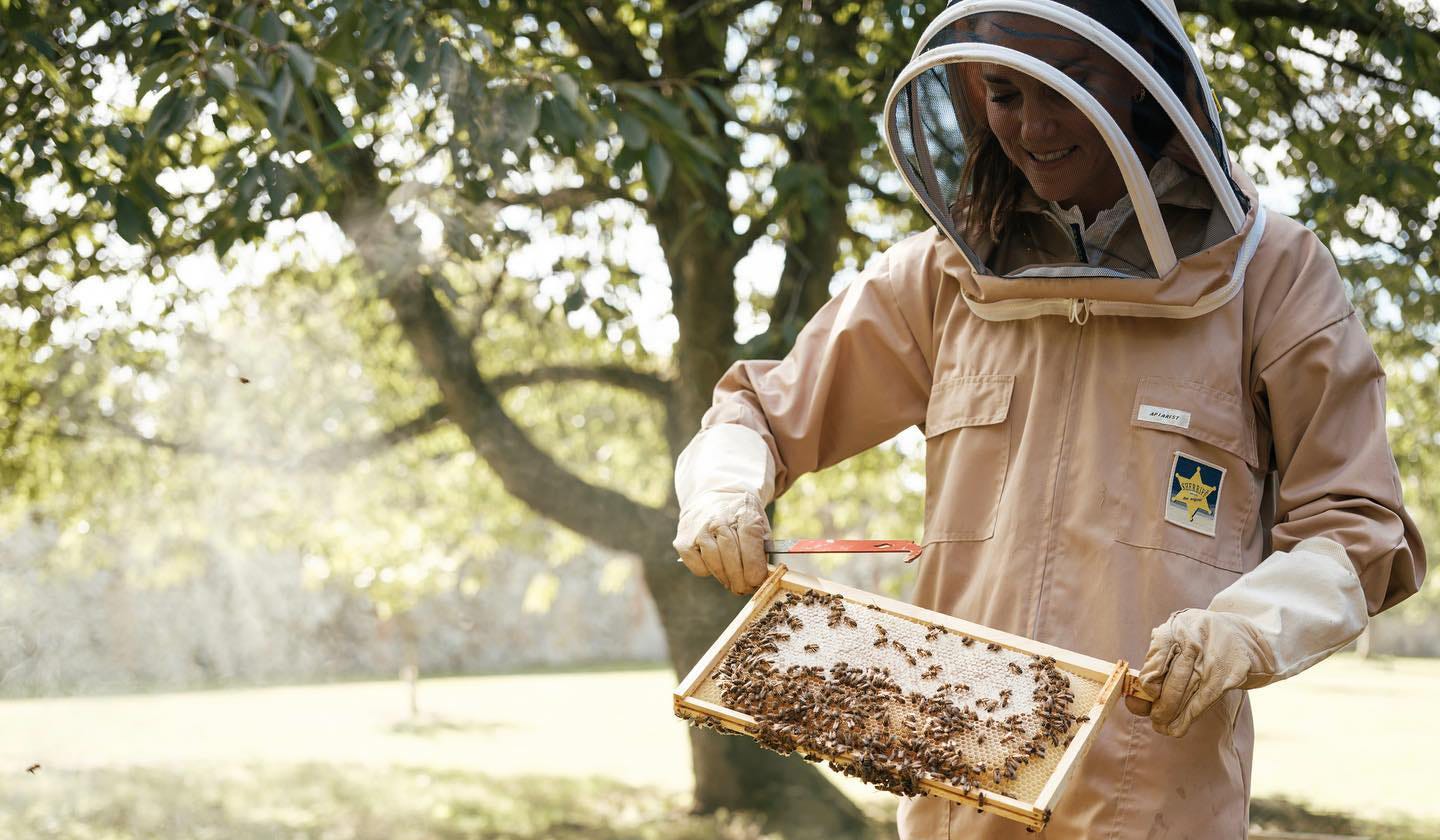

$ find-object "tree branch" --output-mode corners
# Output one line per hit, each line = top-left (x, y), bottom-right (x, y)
(382, 273), (671, 554)
(1280, 40), (1411, 93)
(1179, 0), (1439, 40)
(302, 364), (671, 466)
(0, 215), (85, 266)
(551, 4), (653, 82)
(493, 185), (641, 213)
(491, 364), (673, 401)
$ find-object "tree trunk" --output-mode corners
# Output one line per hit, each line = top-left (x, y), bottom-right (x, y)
(341, 154), (869, 837)
(652, 173), (870, 836)
(639, 537), (871, 838)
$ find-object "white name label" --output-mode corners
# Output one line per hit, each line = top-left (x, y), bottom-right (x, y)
(1139, 404), (1191, 429)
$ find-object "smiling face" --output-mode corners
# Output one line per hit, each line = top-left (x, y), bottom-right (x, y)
(974, 17), (1147, 222)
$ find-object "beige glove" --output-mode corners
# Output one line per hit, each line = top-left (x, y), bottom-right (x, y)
(1126, 536), (1367, 737)
(672, 424), (776, 595)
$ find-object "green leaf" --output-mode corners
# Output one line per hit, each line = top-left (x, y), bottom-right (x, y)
(104, 126), (131, 157)
(614, 82), (688, 132)
(437, 41), (465, 95)
(22, 30), (59, 60)
(503, 93), (540, 150)
(539, 97), (586, 155)
(269, 68), (295, 136)
(554, 73), (582, 109)
(283, 43), (316, 87)
(144, 88), (187, 143)
(240, 81), (278, 110)
(264, 160), (292, 212)
(698, 84), (740, 124)
(237, 165), (263, 206)
(142, 11), (177, 41)
(137, 60), (171, 99)
(115, 195), (145, 244)
(210, 63), (238, 91)
(645, 143), (672, 200)
(233, 3), (257, 31)
(258, 11), (286, 46)
(404, 52), (433, 89)
(683, 86), (717, 137)
(617, 112), (648, 150)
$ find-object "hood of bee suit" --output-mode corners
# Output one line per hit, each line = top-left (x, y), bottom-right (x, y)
(882, 0), (1266, 322)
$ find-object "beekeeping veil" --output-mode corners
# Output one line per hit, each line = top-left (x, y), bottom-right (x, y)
(884, 0), (1265, 321)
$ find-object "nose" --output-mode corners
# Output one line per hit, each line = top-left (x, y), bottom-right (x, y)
(1018, 92), (1066, 146)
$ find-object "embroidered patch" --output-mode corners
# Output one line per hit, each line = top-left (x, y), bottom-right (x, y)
(1138, 404), (1192, 430)
(1165, 451), (1224, 537)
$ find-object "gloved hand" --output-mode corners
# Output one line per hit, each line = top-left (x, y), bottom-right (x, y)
(1125, 536), (1367, 737)
(672, 424), (777, 596)
(674, 490), (771, 595)
(1125, 609), (1273, 737)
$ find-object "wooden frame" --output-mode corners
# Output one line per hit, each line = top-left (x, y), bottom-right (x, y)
(674, 563), (1137, 832)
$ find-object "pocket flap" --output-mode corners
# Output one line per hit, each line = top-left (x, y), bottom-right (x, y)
(925, 374), (1014, 438)
(1130, 376), (1259, 468)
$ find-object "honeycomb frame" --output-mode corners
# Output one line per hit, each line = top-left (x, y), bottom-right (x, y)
(674, 564), (1131, 831)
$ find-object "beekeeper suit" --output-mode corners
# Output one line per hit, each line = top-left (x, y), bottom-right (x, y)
(673, 0), (1427, 836)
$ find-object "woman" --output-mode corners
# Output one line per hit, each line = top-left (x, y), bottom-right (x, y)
(672, 1), (1426, 837)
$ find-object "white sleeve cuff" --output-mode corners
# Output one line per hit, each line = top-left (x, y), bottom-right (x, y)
(1208, 535), (1368, 681)
(674, 424), (777, 508)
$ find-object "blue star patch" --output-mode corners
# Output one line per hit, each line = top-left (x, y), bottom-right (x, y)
(1165, 451), (1225, 537)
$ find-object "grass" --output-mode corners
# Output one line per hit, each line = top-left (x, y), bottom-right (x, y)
(1, 654), (1437, 838)
(1, 765), (791, 840)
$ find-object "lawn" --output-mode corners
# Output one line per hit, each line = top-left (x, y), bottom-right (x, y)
(2, 654), (1436, 838)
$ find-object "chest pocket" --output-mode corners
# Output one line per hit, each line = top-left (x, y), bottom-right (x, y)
(923, 374), (1014, 542)
(1111, 377), (1260, 571)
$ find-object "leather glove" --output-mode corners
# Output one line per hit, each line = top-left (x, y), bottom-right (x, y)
(1126, 609), (1273, 737)
(672, 424), (777, 596)
(1126, 536), (1367, 737)
(674, 490), (772, 595)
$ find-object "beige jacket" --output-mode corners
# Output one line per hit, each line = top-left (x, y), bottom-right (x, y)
(698, 181), (1426, 837)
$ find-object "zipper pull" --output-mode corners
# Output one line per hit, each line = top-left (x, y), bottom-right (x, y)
(1068, 298), (1091, 325)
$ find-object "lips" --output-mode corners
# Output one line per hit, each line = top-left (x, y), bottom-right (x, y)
(1028, 146), (1077, 163)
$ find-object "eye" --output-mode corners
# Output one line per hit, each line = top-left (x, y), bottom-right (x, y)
(988, 91), (1018, 106)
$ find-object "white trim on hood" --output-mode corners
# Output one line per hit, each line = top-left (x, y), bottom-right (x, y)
(923, 0), (1246, 230)
(918, 1), (1232, 179)
(884, 43), (1180, 275)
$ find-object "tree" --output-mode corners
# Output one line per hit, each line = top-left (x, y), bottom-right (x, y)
(2, 1), (1436, 834)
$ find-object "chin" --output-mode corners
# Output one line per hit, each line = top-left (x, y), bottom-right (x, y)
(1028, 180), (1081, 206)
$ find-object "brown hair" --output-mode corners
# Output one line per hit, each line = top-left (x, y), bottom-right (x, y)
(957, 125), (1026, 246)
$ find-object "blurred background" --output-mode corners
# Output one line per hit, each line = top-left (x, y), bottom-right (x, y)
(1, 1), (1437, 838)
